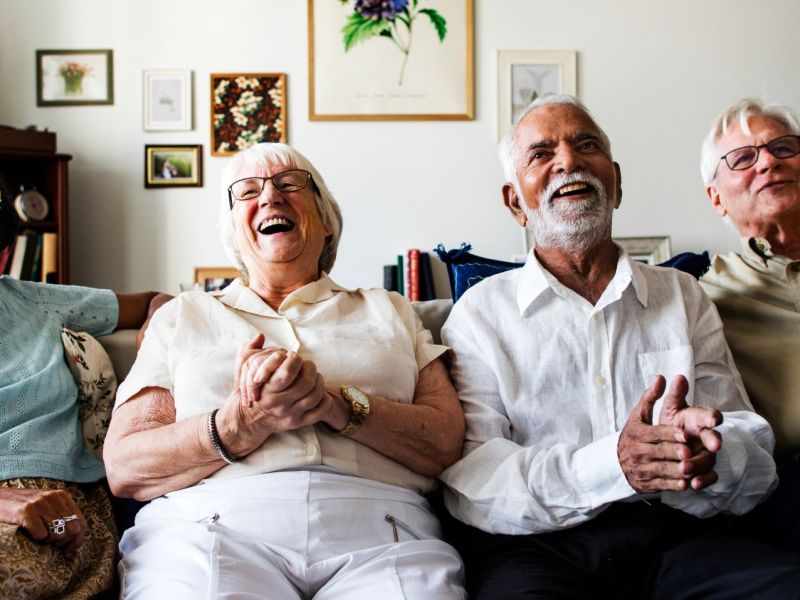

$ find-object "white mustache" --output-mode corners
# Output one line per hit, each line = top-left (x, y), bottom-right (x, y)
(540, 171), (606, 206)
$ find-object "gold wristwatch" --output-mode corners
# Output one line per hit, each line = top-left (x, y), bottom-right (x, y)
(339, 385), (370, 437)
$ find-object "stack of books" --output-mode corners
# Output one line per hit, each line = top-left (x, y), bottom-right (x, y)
(383, 249), (436, 301)
(0, 231), (58, 282)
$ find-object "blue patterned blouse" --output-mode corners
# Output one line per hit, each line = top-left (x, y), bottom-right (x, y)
(0, 276), (117, 482)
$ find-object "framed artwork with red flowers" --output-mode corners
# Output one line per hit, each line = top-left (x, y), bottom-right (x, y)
(36, 49), (114, 106)
(210, 73), (287, 157)
(308, 0), (474, 121)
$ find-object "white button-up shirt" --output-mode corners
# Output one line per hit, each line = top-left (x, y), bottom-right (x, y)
(440, 250), (777, 535)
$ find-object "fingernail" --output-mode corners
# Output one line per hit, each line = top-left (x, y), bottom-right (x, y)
(674, 432), (686, 443)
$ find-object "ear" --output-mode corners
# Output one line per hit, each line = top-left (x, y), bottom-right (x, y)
(502, 183), (528, 228)
(706, 183), (726, 217)
(612, 161), (623, 209)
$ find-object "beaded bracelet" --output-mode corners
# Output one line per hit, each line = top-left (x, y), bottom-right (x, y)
(207, 408), (239, 464)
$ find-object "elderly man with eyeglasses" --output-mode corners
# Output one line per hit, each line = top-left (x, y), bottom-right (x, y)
(700, 98), (800, 553)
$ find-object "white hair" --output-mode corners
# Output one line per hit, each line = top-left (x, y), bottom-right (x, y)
(700, 98), (800, 185)
(219, 143), (343, 279)
(498, 93), (612, 191)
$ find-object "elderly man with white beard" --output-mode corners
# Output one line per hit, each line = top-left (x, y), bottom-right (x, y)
(439, 94), (800, 599)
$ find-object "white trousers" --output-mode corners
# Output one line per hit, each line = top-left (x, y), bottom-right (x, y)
(118, 470), (466, 599)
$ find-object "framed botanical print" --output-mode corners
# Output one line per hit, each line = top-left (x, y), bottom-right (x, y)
(36, 49), (114, 106)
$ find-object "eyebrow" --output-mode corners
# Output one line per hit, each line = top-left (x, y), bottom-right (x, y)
(523, 131), (604, 157)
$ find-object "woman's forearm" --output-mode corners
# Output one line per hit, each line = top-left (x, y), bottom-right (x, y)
(104, 387), (227, 501)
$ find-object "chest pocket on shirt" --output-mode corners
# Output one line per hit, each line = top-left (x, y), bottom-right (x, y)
(637, 345), (695, 406)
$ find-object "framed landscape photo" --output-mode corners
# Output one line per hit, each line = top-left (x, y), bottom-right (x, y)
(614, 236), (672, 264)
(497, 50), (576, 138)
(309, 0), (474, 120)
(143, 69), (192, 130)
(144, 145), (203, 188)
(211, 73), (287, 157)
(194, 267), (239, 292)
(36, 49), (114, 106)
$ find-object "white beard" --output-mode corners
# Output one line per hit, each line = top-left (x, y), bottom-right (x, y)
(522, 171), (614, 253)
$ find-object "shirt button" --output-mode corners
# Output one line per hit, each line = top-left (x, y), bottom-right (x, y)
(304, 445), (317, 457)
(595, 375), (606, 386)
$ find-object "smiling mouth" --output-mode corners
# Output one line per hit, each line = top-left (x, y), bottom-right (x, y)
(257, 217), (295, 235)
(553, 182), (595, 199)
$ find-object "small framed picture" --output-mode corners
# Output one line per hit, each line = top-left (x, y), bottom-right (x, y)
(211, 73), (287, 156)
(143, 69), (192, 130)
(497, 50), (577, 138)
(144, 145), (203, 188)
(614, 236), (672, 265)
(194, 267), (239, 292)
(36, 49), (114, 106)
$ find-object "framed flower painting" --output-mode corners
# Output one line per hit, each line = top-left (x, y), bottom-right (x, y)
(36, 49), (114, 106)
(210, 73), (287, 157)
(308, 0), (474, 120)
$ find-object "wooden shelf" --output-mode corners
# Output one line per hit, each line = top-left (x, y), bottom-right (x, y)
(0, 129), (71, 284)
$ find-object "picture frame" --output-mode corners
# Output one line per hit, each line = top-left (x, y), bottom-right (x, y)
(194, 267), (240, 292)
(36, 49), (114, 106)
(308, 0), (474, 121)
(143, 69), (192, 131)
(144, 145), (203, 188)
(614, 236), (672, 265)
(497, 50), (577, 138)
(211, 73), (287, 157)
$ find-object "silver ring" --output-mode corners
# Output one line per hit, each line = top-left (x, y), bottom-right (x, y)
(48, 514), (78, 535)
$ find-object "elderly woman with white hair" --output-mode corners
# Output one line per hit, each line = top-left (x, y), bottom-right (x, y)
(104, 143), (467, 599)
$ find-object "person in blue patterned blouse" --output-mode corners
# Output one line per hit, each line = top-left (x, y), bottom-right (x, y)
(0, 189), (161, 598)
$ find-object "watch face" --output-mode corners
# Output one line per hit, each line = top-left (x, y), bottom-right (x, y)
(344, 385), (369, 407)
(14, 190), (49, 221)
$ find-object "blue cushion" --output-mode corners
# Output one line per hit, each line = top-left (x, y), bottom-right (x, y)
(433, 244), (710, 302)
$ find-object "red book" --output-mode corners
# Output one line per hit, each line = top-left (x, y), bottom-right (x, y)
(0, 245), (11, 275)
(407, 249), (420, 301)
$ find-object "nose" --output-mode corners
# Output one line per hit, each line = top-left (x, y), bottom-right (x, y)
(258, 180), (284, 207)
(553, 143), (584, 173)
(755, 144), (781, 173)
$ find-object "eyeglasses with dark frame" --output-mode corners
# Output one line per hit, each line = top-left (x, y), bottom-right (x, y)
(717, 134), (800, 177)
(227, 169), (314, 209)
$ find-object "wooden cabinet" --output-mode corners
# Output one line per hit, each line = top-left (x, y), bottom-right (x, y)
(0, 129), (71, 284)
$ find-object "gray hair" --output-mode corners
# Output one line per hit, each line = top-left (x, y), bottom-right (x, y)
(700, 98), (800, 185)
(498, 93), (612, 190)
(219, 143), (343, 279)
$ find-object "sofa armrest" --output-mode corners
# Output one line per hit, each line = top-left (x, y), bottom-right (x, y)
(97, 329), (138, 381)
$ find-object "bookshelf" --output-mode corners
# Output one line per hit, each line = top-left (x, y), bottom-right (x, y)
(0, 128), (71, 283)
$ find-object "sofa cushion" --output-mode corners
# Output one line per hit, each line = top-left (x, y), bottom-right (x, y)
(61, 329), (118, 460)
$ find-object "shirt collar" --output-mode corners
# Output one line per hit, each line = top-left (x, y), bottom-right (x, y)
(212, 272), (350, 316)
(741, 236), (800, 275)
(515, 245), (647, 315)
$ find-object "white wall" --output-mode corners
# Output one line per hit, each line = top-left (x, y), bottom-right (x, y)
(1, 0), (798, 294)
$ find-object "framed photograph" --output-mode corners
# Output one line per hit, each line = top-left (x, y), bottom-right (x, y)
(308, 0), (474, 120)
(194, 267), (239, 292)
(211, 73), (287, 157)
(614, 236), (672, 265)
(497, 50), (577, 138)
(143, 69), (192, 130)
(36, 49), (114, 106)
(144, 145), (203, 188)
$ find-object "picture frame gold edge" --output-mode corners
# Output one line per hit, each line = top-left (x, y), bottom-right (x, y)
(308, 0), (475, 121)
(194, 266), (240, 284)
(210, 72), (287, 154)
(144, 144), (203, 188)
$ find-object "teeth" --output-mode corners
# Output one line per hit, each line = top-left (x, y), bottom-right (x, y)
(262, 217), (290, 228)
(557, 183), (588, 195)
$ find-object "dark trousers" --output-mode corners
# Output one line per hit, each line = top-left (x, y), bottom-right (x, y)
(441, 501), (800, 600)
(736, 453), (800, 553)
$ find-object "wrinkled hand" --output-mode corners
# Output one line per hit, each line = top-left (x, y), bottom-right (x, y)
(220, 335), (332, 455)
(619, 376), (701, 493)
(0, 488), (87, 557)
(657, 375), (722, 490)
